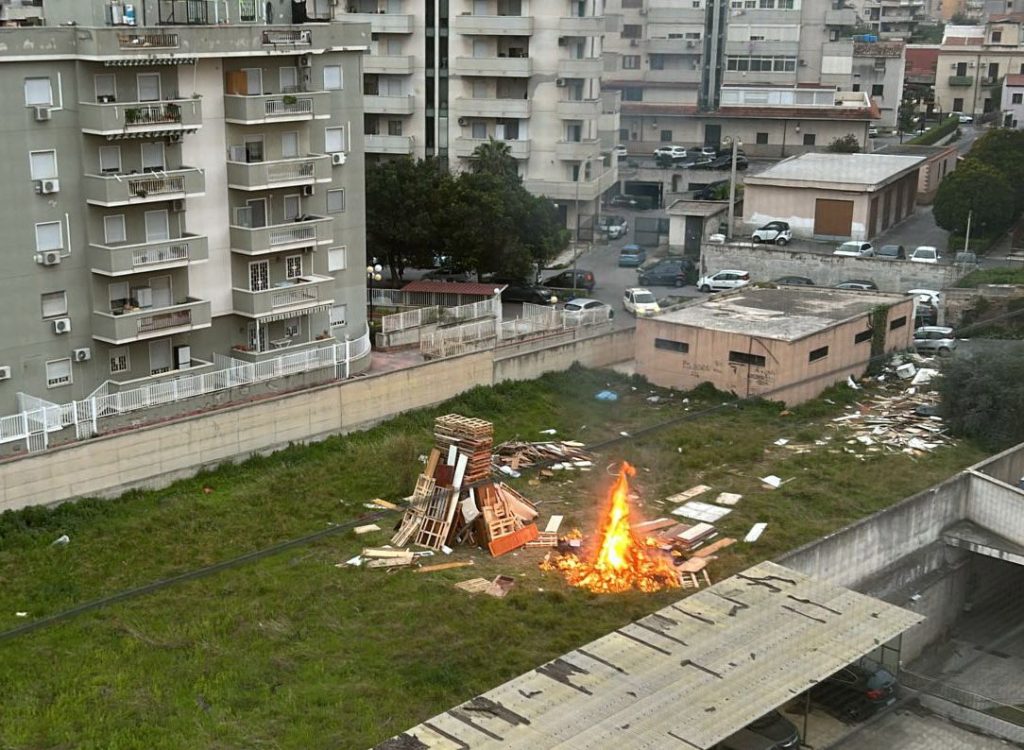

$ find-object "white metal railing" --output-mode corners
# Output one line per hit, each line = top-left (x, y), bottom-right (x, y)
(132, 243), (190, 267)
(266, 159), (316, 182)
(129, 174), (185, 198)
(421, 319), (497, 359)
(382, 306), (440, 334)
(118, 32), (179, 49)
(0, 328), (371, 452)
(270, 285), (319, 308)
(442, 297), (500, 323)
(269, 224), (316, 246)
(265, 98), (313, 117)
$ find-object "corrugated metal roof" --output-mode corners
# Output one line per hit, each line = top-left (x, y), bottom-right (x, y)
(376, 561), (923, 750)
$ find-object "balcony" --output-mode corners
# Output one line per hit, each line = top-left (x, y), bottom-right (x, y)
(949, 75), (974, 86)
(226, 155), (331, 191)
(230, 215), (333, 255)
(451, 14), (534, 35)
(555, 139), (603, 161)
(646, 68), (702, 84)
(453, 137), (531, 160)
(523, 167), (617, 202)
(556, 99), (602, 119)
(725, 40), (800, 56)
(364, 54), (415, 75)
(364, 94), (416, 115)
(232, 275), (335, 318)
(230, 336), (335, 362)
(344, 11), (413, 33)
(452, 56), (533, 77)
(83, 168), (205, 207)
(92, 298), (212, 345)
(825, 8), (858, 24)
(558, 16), (606, 35)
(647, 38), (703, 54)
(365, 134), (415, 155)
(88, 234), (209, 276)
(79, 99), (203, 137)
(223, 91), (331, 125)
(557, 57), (603, 79)
(455, 97), (532, 118)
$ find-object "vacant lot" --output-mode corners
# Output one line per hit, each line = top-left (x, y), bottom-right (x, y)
(0, 367), (986, 749)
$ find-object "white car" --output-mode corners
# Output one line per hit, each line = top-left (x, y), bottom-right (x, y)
(953, 112), (973, 124)
(623, 287), (661, 317)
(868, 126), (879, 138)
(751, 221), (792, 245)
(697, 269), (751, 293)
(834, 241), (875, 257)
(563, 297), (614, 325)
(910, 245), (939, 264)
(654, 145), (688, 159)
(699, 145), (717, 158)
(907, 288), (941, 306)
(613, 144), (628, 157)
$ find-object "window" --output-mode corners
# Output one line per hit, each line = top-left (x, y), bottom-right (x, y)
(1014, 93), (1023, 104)
(284, 194), (301, 221)
(854, 329), (873, 344)
(328, 245), (347, 272)
(249, 260), (269, 292)
(953, 97), (964, 111)
(829, 29), (839, 41)
(325, 126), (346, 153)
(802, 133), (816, 146)
(109, 347), (130, 374)
(104, 215), (127, 244)
(24, 78), (52, 106)
(285, 255), (303, 279)
(654, 338), (689, 353)
(808, 345), (829, 362)
(280, 131), (299, 159)
(992, 30), (1003, 42)
(623, 24), (642, 39)
(98, 145), (122, 173)
(279, 66), (299, 92)
(623, 87), (643, 101)
(141, 142), (165, 172)
(729, 350), (766, 367)
(660, 130), (673, 142)
(650, 54), (665, 70)
(871, 84), (884, 97)
(285, 318), (300, 338)
(94, 74), (116, 101)
(35, 222), (63, 252)
(41, 291), (67, 319)
(388, 119), (403, 136)
(327, 189), (346, 213)
(330, 303), (347, 327)
(852, 83), (861, 92)
(622, 55), (641, 70)
(323, 65), (343, 90)
(889, 315), (907, 330)
(29, 150), (58, 180)
(756, 132), (768, 144)
(46, 358), (72, 388)
(471, 121), (487, 138)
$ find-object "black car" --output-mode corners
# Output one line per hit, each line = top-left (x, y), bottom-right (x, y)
(488, 277), (558, 304)
(693, 154), (749, 171)
(876, 244), (907, 261)
(422, 267), (474, 283)
(834, 279), (879, 291)
(773, 276), (815, 286)
(542, 268), (596, 292)
(694, 180), (729, 200)
(716, 711), (800, 750)
(811, 660), (897, 722)
(638, 258), (695, 287)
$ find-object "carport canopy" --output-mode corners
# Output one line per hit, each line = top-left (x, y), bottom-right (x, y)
(378, 561), (923, 750)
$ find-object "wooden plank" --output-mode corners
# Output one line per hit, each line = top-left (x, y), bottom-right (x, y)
(414, 560), (475, 574)
(452, 452), (469, 490)
(664, 485), (712, 505)
(365, 555), (414, 569)
(425, 448), (441, 478)
(446, 444), (458, 466)
(544, 515), (564, 534)
(488, 523), (539, 557)
(354, 524), (381, 535)
(691, 537), (737, 558)
(363, 547), (412, 558)
(454, 577), (492, 594)
(369, 498), (400, 510)
(525, 532), (559, 548)
(630, 518), (675, 534)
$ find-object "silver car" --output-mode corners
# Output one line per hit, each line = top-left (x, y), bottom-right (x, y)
(913, 326), (957, 356)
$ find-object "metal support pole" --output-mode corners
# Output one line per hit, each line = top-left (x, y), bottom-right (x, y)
(964, 209), (973, 255)
(727, 137), (739, 240)
(573, 161), (581, 297)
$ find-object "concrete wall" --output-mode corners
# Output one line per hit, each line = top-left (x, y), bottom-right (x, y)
(974, 439), (1024, 487)
(966, 472), (1024, 547)
(493, 327), (635, 384)
(702, 243), (966, 292)
(744, 185), (871, 240)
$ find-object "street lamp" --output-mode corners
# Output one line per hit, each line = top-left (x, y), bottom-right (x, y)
(723, 136), (743, 240)
(366, 258), (382, 331)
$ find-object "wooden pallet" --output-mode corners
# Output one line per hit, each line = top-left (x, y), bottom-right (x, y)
(413, 487), (460, 550)
(434, 414), (493, 440)
(524, 532), (559, 548)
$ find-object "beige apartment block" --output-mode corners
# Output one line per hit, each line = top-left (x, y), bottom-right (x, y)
(635, 286), (915, 405)
(935, 16), (1024, 116)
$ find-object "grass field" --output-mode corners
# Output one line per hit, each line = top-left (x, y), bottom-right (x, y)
(0, 367), (987, 749)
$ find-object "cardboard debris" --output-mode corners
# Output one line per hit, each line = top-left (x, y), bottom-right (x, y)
(454, 575), (516, 598)
(760, 475), (784, 489)
(544, 515), (564, 534)
(664, 485), (712, 505)
(366, 553), (415, 569)
(354, 524), (381, 535)
(744, 523), (767, 543)
(492, 440), (594, 472)
(671, 501), (732, 523)
(454, 578), (493, 594)
(715, 492), (743, 506)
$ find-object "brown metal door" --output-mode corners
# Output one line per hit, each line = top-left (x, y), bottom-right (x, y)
(813, 198), (854, 237)
(869, 196), (879, 238)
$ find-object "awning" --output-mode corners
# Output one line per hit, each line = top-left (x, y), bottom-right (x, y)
(379, 561), (923, 749)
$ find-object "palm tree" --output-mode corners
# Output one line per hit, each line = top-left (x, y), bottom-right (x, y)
(469, 138), (518, 181)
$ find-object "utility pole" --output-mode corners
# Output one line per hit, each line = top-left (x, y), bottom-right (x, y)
(726, 136), (741, 240)
(964, 209), (973, 255)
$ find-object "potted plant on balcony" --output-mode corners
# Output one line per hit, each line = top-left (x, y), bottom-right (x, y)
(124, 107), (141, 125)
(282, 94), (298, 106)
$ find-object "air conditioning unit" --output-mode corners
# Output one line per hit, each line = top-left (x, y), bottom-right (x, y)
(37, 179), (60, 194)
(686, 39), (695, 47)
(457, 116), (469, 126)
(0, 366), (10, 381)
(53, 317), (71, 334)
(35, 250), (62, 266)
(558, 36), (567, 46)
(555, 78), (567, 87)
(630, 39), (640, 47)
(35, 106), (52, 122)
(298, 54), (312, 67)
(73, 347), (92, 362)
(302, 185), (315, 196)
(799, 59), (808, 66)
(331, 152), (347, 165)
(170, 198), (185, 212)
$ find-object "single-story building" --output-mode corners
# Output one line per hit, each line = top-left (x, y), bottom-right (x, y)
(635, 286), (914, 404)
(874, 143), (958, 203)
(1001, 73), (1024, 129)
(742, 152), (924, 241)
(667, 199), (729, 255)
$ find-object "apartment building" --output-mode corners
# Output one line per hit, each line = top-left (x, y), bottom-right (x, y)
(935, 15), (1024, 115)
(0, 0), (370, 414)
(339, 0), (619, 231)
(1001, 72), (1024, 125)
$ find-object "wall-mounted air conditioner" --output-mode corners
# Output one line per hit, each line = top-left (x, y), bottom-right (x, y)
(302, 185), (315, 196)
(0, 366), (11, 381)
(36, 179), (60, 194)
(53, 318), (71, 334)
(35, 106), (52, 122)
(331, 152), (347, 165)
(35, 250), (62, 266)
(73, 347), (92, 362)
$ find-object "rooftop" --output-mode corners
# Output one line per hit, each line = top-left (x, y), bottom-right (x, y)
(1005, 74), (1024, 87)
(655, 286), (908, 342)
(745, 152), (924, 191)
(874, 143), (957, 157)
(666, 199), (729, 217)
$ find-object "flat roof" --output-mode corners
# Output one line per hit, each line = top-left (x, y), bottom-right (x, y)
(653, 286), (907, 342)
(874, 144), (955, 157)
(745, 153), (924, 191)
(377, 561), (922, 750)
(667, 199), (730, 217)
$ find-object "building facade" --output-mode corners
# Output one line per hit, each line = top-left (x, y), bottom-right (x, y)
(1001, 72), (1024, 125)
(935, 16), (1024, 116)
(0, 0), (371, 413)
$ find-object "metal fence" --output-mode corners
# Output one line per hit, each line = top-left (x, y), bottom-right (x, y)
(901, 669), (1024, 726)
(420, 319), (497, 359)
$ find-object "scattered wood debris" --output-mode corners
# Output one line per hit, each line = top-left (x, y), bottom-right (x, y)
(454, 575), (517, 598)
(414, 560), (475, 574)
(492, 440), (593, 472)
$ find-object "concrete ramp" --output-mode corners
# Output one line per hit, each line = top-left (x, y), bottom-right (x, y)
(943, 520), (1024, 567)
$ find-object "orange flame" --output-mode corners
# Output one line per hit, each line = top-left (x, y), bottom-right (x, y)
(543, 461), (680, 594)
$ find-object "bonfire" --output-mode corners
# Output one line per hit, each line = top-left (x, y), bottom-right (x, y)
(542, 461), (680, 593)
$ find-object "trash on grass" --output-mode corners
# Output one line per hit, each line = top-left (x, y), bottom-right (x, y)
(744, 523), (767, 543)
(595, 390), (619, 401)
(51, 534), (70, 546)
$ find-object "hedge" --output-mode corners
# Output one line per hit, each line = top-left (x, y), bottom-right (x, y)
(907, 115), (959, 145)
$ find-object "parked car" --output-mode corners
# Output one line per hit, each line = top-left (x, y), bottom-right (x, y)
(623, 287), (661, 317)
(914, 326), (957, 356)
(697, 269), (751, 292)
(488, 277), (558, 305)
(751, 221), (792, 245)
(543, 269), (596, 292)
(875, 244), (906, 261)
(773, 275), (815, 286)
(597, 214), (629, 239)
(715, 711), (800, 750)
(952, 112), (974, 124)
(868, 126), (879, 138)
(811, 659), (897, 722)
(910, 245), (939, 264)
(618, 244), (647, 267)
(699, 145), (718, 158)
(696, 154), (749, 171)
(694, 180), (729, 200)
(834, 279), (879, 291)
(422, 267), (473, 283)
(562, 297), (613, 324)
(608, 193), (640, 209)
(653, 144), (688, 159)
(834, 241), (875, 257)
(612, 144), (628, 157)
(638, 257), (695, 287)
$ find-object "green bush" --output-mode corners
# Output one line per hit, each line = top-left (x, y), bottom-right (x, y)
(907, 115), (958, 145)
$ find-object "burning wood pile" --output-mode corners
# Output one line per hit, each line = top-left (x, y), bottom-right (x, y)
(391, 415), (541, 556)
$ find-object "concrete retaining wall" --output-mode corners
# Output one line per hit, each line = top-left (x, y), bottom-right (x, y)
(918, 694), (1024, 745)
(967, 472), (1024, 547)
(702, 244), (966, 293)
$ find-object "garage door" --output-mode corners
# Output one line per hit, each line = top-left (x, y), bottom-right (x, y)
(814, 198), (854, 237)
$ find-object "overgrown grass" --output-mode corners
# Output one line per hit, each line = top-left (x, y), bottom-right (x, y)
(0, 367), (987, 749)
(955, 267), (1024, 287)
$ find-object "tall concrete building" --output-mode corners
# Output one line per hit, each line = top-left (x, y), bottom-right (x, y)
(339, 0), (620, 232)
(936, 16), (1024, 116)
(0, 0), (371, 414)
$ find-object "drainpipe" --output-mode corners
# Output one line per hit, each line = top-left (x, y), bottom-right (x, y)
(781, 118), (788, 159)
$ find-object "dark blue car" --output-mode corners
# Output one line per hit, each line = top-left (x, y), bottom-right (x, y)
(618, 244), (647, 267)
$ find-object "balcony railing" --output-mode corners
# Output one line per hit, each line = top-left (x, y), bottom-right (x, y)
(454, 97), (531, 118)
(223, 91), (331, 124)
(118, 32), (179, 49)
(230, 215), (333, 255)
(262, 28), (312, 46)
(364, 134), (415, 154)
(451, 14), (534, 35)
(364, 54), (415, 75)
(454, 137), (531, 160)
(79, 98), (203, 136)
(556, 99), (602, 119)
(557, 16), (605, 35)
(226, 155), (330, 190)
(555, 138), (602, 161)
(343, 12), (414, 33)
(452, 56), (533, 77)
(88, 233), (209, 275)
(364, 94), (416, 115)
(232, 275), (334, 317)
(557, 57), (603, 79)
(92, 298), (212, 344)
(949, 75), (974, 86)
(83, 167), (205, 207)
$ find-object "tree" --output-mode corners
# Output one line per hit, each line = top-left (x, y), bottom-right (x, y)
(826, 134), (861, 153)
(933, 159), (1016, 236)
(966, 129), (1024, 211)
(939, 349), (1024, 450)
(468, 138), (518, 183)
